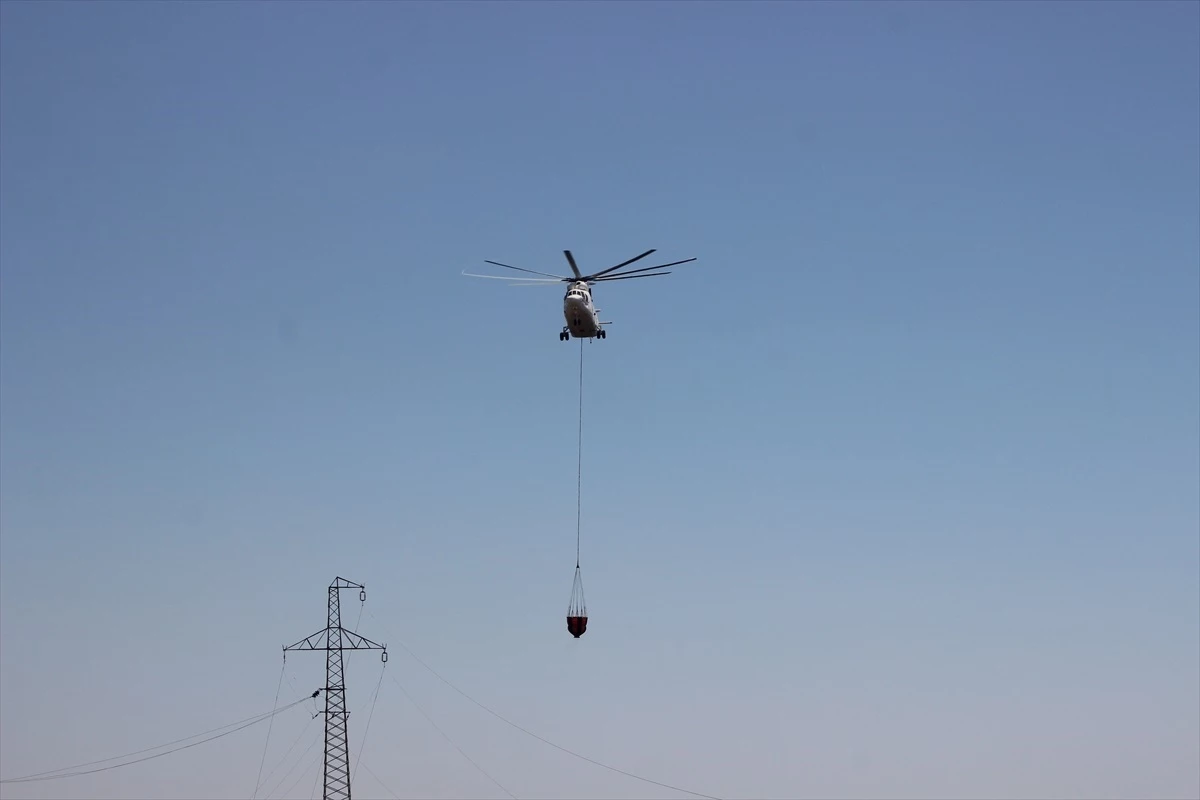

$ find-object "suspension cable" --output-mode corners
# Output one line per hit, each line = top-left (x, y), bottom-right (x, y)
(0, 697), (310, 784)
(576, 337), (584, 568)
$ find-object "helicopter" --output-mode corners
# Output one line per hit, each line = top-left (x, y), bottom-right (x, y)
(462, 249), (698, 340)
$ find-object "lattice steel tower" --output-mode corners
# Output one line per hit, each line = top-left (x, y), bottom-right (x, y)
(284, 577), (387, 800)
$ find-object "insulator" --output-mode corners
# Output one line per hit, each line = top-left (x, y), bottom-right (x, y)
(381, 650), (388, 663)
(359, 589), (366, 602)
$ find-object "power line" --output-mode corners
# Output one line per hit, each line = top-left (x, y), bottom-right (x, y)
(258, 712), (318, 799)
(254, 658), (288, 798)
(0, 697), (310, 784)
(270, 681), (388, 800)
(367, 611), (722, 800)
(278, 740), (322, 800)
(355, 760), (400, 800)
(0, 695), (311, 782)
(264, 727), (322, 800)
(264, 680), (382, 800)
(388, 671), (517, 799)
(351, 662), (387, 786)
(310, 747), (323, 800)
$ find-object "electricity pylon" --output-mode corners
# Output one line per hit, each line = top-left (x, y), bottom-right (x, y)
(284, 577), (387, 800)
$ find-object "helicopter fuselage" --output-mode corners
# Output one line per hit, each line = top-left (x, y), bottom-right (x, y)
(561, 281), (606, 340)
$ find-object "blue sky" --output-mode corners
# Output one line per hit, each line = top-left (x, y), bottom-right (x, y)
(1, 1), (1197, 798)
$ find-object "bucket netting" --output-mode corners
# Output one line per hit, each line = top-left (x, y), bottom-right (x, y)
(566, 565), (587, 638)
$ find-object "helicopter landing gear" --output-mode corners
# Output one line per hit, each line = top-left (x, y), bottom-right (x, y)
(561, 327), (605, 341)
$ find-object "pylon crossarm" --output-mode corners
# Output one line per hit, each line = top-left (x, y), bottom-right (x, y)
(282, 628), (386, 654)
(284, 629), (330, 652)
(339, 630), (385, 651)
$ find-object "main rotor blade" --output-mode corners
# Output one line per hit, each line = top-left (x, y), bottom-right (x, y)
(483, 260), (566, 280)
(589, 249), (656, 279)
(563, 250), (583, 279)
(596, 258), (697, 279)
(463, 271), (564, 282)
(592, 271), (672, 282)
